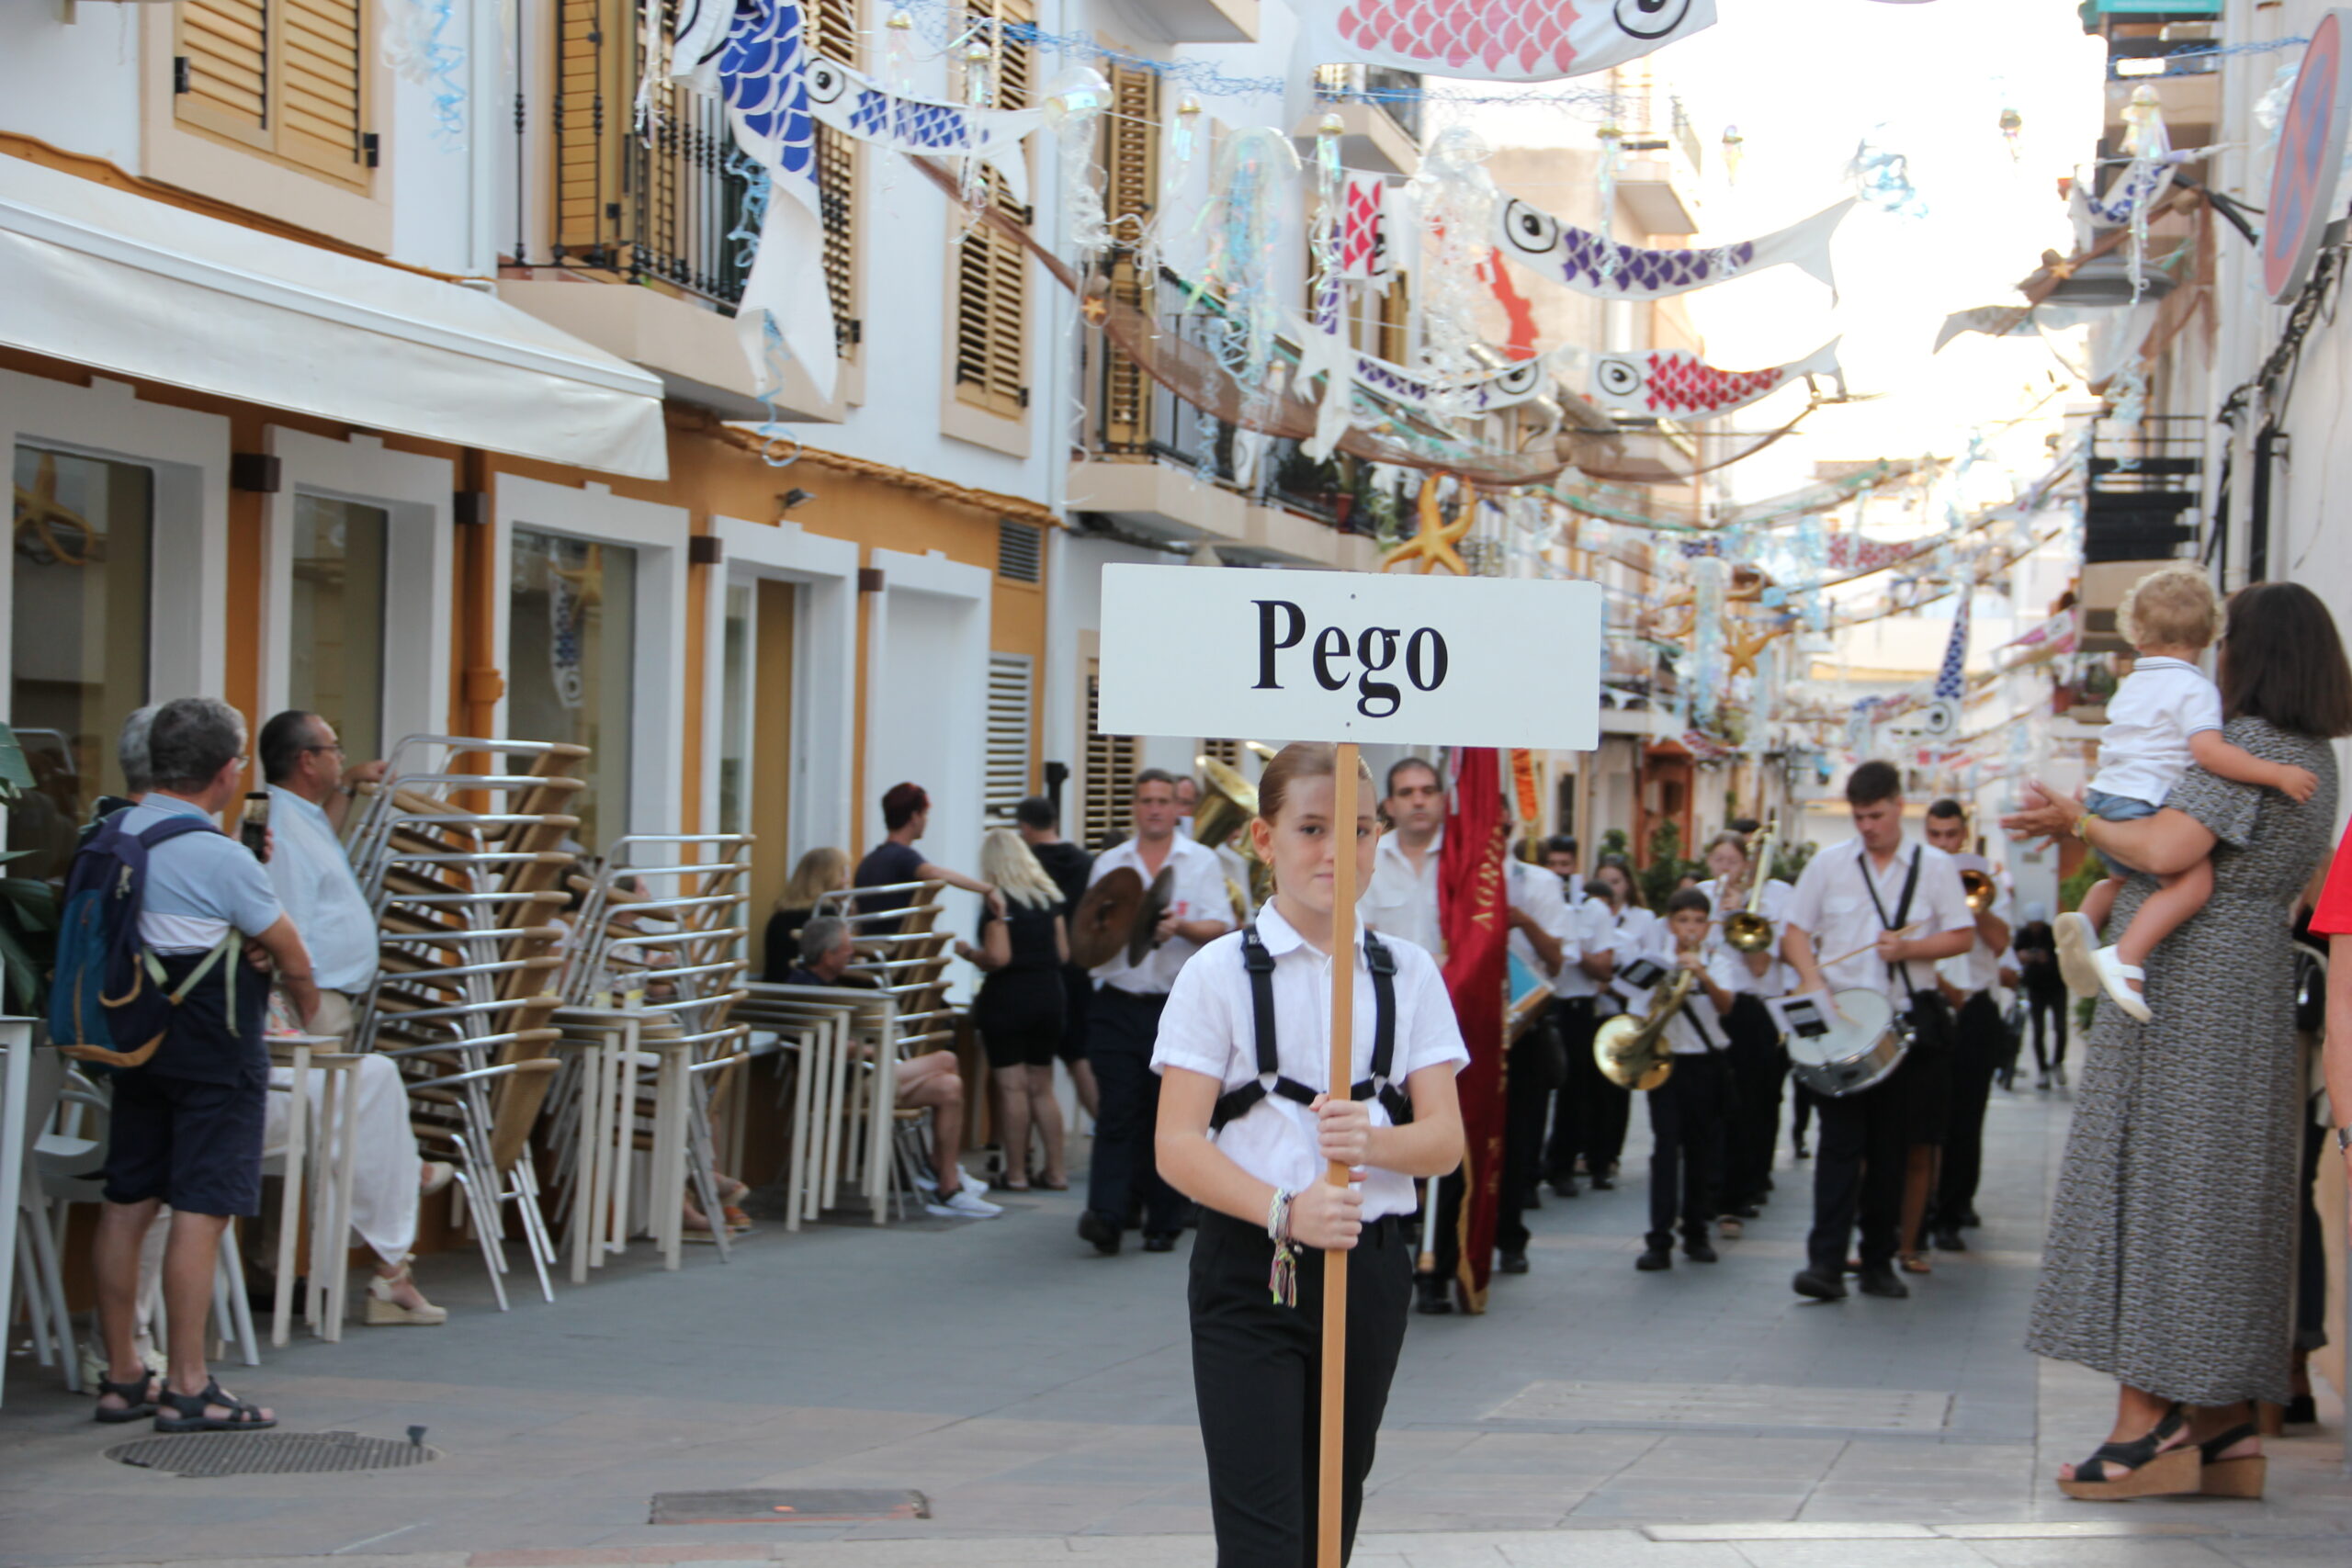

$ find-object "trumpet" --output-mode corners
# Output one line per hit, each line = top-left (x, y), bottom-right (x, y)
(1961, 867), (1996, 912)
(1593, 962), (1696, 1093)
(1722, 818), (1780, 955)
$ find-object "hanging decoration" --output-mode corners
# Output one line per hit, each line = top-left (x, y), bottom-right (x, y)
(1381, 476), (1476, 575)
(1298, 331), (1571, 458)
(1720, 124), (1745, 184)
(381, 0), (468, 148)
(1340, 174), (1405, 280)
(1849, 130), (1928, 218)
(1042, 67), (1114, 263)
(1409, 127), (1507, 418)
(804, 56), (1045, 205)
(1493, 193), (1851, 300)
(1308, 115), (1348, 332)
(1588, 339), (1843, 420)
(1191, 128), (1304, 443)
(1295, 0), (1718, 84)
(1136, 95), (1203, 276)
(1999, 104), (2023, 160)
(1593, 121), (1624, 282)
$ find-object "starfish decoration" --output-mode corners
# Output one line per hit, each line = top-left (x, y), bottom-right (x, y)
(12, 450), (93, 567)
(1380, 474), (1475, 576)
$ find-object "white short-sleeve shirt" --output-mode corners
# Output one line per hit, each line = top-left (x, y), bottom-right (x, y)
(1507, 859), (1579, 983)
(1936, 874), (2013, 996)
(1623, 926), (1741, 1055)
(1152, 901), (1468, 1221)
(1595, 904), (1659, 1016)
(1553, 895), (1617, 998)
(1361, 829), (1444, 954)
(1696, 874), (1794, 998)
(1783, 838), (1974, 1003)
(2091, 655), (2222, 807)
(1088, 834), (1233, 997)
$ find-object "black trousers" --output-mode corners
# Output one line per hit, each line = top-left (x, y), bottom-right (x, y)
(2027, 987), (2069, 1074)
(1087, 987), (1185, 1236)
(1645, 1051), (1725, 1248)
(1720, 994), (1785, 1208)
(1805, 1051), (1917, 1276)
(1498, 1006), (1568, 1254)
(1934, 991), (2004, 1226)
(1548, 1000), (1627, 1179)
(1191, 1210), (1411, 1568)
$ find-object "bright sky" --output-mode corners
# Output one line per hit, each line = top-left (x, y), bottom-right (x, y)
(1458, 0), (2110, 498)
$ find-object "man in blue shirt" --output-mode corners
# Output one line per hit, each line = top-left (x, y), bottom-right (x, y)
(92, 698), (320, 1432)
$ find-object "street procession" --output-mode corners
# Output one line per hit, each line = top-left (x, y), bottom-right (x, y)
(5, 2), (2352, 1566)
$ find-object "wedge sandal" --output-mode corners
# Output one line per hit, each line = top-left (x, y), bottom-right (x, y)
(2195, 1422), (2266, 1499)
(2056, 1404), (2198, 1500)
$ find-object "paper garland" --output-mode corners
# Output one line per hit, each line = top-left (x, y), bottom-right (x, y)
(1494, 194), (1853, 300)
(1295, 0), (1717, 84)
(1587, 340), (1843, 420)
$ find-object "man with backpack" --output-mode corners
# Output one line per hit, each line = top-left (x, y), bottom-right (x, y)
(72, 698), (322, 1432)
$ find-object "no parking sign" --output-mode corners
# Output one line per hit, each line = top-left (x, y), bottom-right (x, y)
(2264, 9), (2352, 302)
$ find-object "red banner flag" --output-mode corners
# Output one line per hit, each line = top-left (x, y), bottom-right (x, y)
(1440, 747), (1510, 1312)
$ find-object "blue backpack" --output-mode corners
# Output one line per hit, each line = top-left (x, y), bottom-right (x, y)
(48, 813), (239, 1069)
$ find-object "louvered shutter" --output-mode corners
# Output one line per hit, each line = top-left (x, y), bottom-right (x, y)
(996, 520), (1042, 583)
(1082, 661), (1137, 850)
(1377, 270), (1412, 365)
(985, 653), (1035, 824)
(277, 0), (367, 176)
(555, 0), (627, 259)
(1099, 64), (1158, 448)
(814, 0), (861, 355)
(953, 0), (1033, 419)
(177, 0), (272, 148)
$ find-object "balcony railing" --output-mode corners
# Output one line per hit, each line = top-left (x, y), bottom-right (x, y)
(2086, 413), (2200, 564)
(1314, 64), (1423, 145)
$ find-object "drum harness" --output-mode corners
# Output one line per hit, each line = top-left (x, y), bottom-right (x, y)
(1210, 923), (1413, 1133)
(1858, 847), (1925, 1010)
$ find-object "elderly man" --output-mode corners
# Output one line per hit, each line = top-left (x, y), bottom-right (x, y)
(786, 919), (1000, 1218)
(91, 699), (318, 1431)
(254, 710), (447, 1325)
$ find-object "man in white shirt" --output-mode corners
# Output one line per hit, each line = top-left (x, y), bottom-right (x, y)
(1697, 828), (1795, 1224)
(1781, 761), (1974, 1303)
(1540, 837), (1618, 1197)
(256, 711), (388, 1043)
(1498, 851), (1576, 1274)
(1924, 799), (2012, 1256)
(1079, 770), (1233, 1256)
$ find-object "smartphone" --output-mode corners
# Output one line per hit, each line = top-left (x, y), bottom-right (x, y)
(240, 791), (270, 860)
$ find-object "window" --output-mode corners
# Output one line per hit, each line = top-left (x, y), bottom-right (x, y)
(813, 0), (862, 355)
(1081, 660), (1136, 849)
(288, 493), (388, 762)
(985, 652), (1033, 825)
(508, 530), (637, 850)
(952, 0), (1034, 419)
(8, 446), (153, 881)
(175, 0), (372, 186)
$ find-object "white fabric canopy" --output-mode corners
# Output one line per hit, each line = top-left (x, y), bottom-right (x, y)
(0, 155), (667, 480)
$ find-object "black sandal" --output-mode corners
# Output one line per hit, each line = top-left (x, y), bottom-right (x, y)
(94, 1371), (160, 1425)
(2195, 1422), (2266, 1498)
(154, 1379), (277, 1434)
(2056, 1403), (2198, 1499)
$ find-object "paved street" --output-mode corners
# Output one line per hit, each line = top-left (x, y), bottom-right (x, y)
(2, 1083), (2345, 1568)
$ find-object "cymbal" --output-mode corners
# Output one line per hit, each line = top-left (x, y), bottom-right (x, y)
(1129, 866), (1177, 967)
(1070, 867), (1145, 970)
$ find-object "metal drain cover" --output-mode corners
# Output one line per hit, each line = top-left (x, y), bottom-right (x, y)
(650, 1489), (929, 1525)
(106, 1431), (440, 1478)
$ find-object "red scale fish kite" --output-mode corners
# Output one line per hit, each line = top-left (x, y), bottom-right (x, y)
(1587, 339), (1843, 420)
(1297, 0), (1717, 83)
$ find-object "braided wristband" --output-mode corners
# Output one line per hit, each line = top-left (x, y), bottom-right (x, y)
(1266, 1189), (1299, 1309)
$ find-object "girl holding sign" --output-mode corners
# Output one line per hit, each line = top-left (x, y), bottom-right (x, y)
(1153, 743), (1468, 1565)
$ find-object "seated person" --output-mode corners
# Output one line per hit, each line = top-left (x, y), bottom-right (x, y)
(786, 919), (999, 1219)
(764, 846), (851, 983)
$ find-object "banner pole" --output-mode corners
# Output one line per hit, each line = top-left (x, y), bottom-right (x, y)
(1318, 742), (1361, 1568)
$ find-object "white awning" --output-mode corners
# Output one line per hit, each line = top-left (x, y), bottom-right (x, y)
(0, 155), (668, 480)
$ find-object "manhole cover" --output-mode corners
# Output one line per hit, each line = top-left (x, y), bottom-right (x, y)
(106, 1431), (440, 1478)
(650, 1489), (929, 1525)
(1487, 1380), (1951, 1434)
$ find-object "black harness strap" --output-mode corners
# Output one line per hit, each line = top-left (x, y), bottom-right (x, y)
(1208, 923), (1410, 1132)
(1858, 846), (1924, 997)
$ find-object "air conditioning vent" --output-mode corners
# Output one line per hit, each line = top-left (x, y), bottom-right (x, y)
(997, 519), (1043, 583)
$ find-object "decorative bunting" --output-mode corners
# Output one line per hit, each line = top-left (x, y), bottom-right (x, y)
(1587, 339), (1842, 420)
(1296, 0), (1718, 84)
(1340, 174), (1394, 279)
(805, 56), (1044, 207)
(1298, 321), (1569, 458)
(1494, 194), (1852, 300)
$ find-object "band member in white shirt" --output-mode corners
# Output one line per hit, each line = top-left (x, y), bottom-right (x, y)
(1923, 799), (2012, 1259)
(1781, 761), (1975, 1303)
(1549, 853), (1651, 1195)
(1537, 835), (1614, 1201)
(1079, 770), (1233, 1256)
(1697, 829), (1795, 1227)
(1155, 744), (1465, 1567)
(1629, 888), (1745, 1270)
(1498, 848), (1577, 1275)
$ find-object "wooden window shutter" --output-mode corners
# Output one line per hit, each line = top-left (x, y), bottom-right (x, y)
(813, 0), (861, 356)
(176, 0), (369, 184)
(1082, 662), (1137, 849)
(1377, 270), (1411, 365)
(555, 0), (628, 260)
(1098, 64), (1158, 448)
(985, 653), (1035, 824)
(952, 0), (1033, 419)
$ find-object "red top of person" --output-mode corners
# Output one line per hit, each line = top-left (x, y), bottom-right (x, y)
(2309, 821), (2352, 935)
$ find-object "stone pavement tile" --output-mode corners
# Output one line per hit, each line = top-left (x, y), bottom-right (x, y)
(2209, 1540), (2352, 1568)
(1648, 1524), (1939, 1540)
(1961, 1541), (2236, 1568)
(1724, 1540), (1996, 1568)
(1384, 1545), (1514, 1568)
(1494, 1536), (1754, 1568)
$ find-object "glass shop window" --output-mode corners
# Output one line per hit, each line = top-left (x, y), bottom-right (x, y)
(288, 494), (389, 762)
(8, 445), (153, 882)
(508, 528), (636, 850)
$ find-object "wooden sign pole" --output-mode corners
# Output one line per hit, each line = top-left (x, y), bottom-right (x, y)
(1317, 742), (1361, 1568)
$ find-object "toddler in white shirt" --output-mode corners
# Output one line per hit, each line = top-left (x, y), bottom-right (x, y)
(2057, 566), (2315, 1021)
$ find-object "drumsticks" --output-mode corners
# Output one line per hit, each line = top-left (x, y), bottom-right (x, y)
(1817, 921), (1926, 971)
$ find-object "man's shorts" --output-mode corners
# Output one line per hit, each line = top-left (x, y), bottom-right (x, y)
(102, 1066), (267, 1218)
(2084, 787), (2161, 879)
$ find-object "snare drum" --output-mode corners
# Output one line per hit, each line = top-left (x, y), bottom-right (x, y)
(1786, 987), (1912, 1099)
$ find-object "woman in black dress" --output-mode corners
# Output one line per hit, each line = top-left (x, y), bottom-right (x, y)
(957, 829), (1070, 1190)
(763, 846), (851, 982)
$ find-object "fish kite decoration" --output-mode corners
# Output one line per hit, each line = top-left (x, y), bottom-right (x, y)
(1295, 0), (1717, 83)
(805, 57), (1043, 208)
(1296, 318), (1568, 457)
(1494, 194), (1854, 300)
(1586, 339), (1844, 420)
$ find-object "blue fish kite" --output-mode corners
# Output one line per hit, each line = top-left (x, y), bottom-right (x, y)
(806, 57), (1042, 208)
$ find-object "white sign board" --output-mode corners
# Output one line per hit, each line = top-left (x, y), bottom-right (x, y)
(1095, 566), (1603, 750)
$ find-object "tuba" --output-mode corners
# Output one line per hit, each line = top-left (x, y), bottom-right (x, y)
(1194, 755), (1270, 920)
(1593, 963), (1696, 1092)
(1722, 818), (1780, 955)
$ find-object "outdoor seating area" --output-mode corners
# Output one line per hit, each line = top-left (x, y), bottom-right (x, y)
(0, 735), (977, 1410)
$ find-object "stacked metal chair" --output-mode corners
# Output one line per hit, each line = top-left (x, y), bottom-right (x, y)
(341, 737), (585, 1310)
(815, 881), (963, 1217)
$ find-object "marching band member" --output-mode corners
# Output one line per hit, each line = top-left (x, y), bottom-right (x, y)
(1079, 770), (1232, 1257)
(1631, 889), (1743, 1271)
(1540, 835), (1617, 1199)
(1155, 743), (1466, 1568)
(1781, 761), (1974, 1303)
(1549, 853), (1653, 1197)
(1923, 800), (2012, 1260)
(1696, 829), (1794, 1231)
(1498, 846), (1577, 1276)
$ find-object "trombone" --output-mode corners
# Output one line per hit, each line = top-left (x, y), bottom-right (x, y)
(1722, 818), (1779, 955)
(1961, 867), (1997, 912)
(1592, 963), (1696, 1092)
